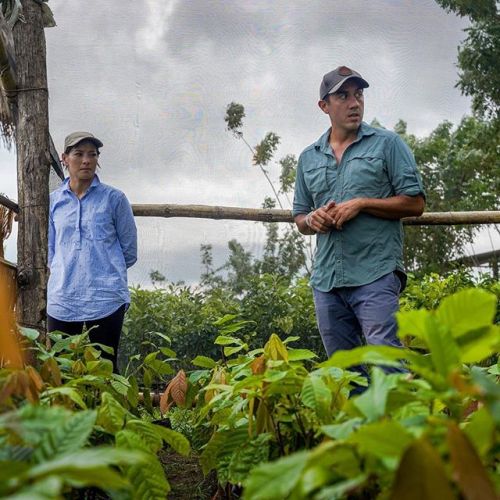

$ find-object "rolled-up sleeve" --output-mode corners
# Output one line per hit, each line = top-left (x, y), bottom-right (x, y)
(293, 154), (314, 217)
(114, 193), (137, 268)
(387, 135), (426, 199)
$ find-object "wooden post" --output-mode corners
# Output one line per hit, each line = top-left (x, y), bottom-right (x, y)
(12, 0), (50, 332)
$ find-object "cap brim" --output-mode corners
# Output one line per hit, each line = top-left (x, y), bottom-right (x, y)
(67, 137), (103, 149)
(323, 76), (369, 99)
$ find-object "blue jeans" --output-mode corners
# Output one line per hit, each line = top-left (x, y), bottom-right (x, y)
(313, 272), (403, 379)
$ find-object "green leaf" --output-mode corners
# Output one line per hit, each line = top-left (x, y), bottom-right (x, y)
(153, 425), (191, 457)
(287, 348), (317, 361)
(321, 345), (407, 370)
(126, 455), (171, 500)
(213, 314), (238, 326)
(127, 376), (139, 408)
(159, 346), (176, 358)
(348, 420), (413, 460)
(224, 344), (247, 356)
(214, 335), (242, 346)
(314, 474), (368, 500)
(228, 434), (271, 483)
(425, 321), (461, 377)
(389, 439), (455, 500)
(97, 392), (127, 433)
(353, 368), (398, 421)
(321, 419), (363, 440)
(301, 375), (332, 421)
(464, 407), (495, 457)
(125, 420), (163, 454)
(111, 374), (131, 396)
(436, 288), (497, 337)
(42, 387), (87, 409)
(243, 450), (309, 500)
(18, 327), (40, 341)
(32, 410), (97, 463)
(457, 325), (500, 364)
(396, 309), (432, 340)
(191, 355), (217, 369)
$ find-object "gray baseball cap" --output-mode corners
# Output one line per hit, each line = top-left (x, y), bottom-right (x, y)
(64, 131), (103, 152)
(319, 66), (369, 100)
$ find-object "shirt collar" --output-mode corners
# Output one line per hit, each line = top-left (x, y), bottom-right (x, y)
(62, 174), (101, 192)
(315, 122), (376, 154)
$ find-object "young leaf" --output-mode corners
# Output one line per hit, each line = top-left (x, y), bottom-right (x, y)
(191, 356), (217, 369)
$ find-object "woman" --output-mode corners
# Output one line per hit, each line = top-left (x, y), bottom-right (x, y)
(47, 132), (137, 372)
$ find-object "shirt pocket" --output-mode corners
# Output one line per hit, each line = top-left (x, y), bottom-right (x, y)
(303, 164), (336, 206)
(82, 212), (114, 241)
(345, 154), (388, 197)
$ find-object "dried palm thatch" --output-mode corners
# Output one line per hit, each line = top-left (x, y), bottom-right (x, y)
(0, 196), (14, 259)
(0, 6), (16, 148)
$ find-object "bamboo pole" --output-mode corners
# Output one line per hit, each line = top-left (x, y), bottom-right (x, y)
(132, 204), (500, 226)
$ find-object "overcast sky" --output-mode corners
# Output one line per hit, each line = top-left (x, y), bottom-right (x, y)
(1, 0), (498, 284)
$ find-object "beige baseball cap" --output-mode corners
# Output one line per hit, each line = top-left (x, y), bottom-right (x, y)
(64, 131), (103, 152)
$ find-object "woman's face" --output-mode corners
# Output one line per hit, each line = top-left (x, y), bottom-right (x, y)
(62, 141), (99, 182)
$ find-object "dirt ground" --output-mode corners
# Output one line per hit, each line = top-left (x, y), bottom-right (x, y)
(159, 449), (219, 500)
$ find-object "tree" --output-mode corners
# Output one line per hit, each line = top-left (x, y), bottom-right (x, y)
(435, 0), (499, 120)
(396, 116), (498, 273)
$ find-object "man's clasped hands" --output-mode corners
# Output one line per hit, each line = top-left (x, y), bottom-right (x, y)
(306, 198), (366, 233)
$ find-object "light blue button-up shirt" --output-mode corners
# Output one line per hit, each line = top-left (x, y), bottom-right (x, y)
(48, 175), (137, 321)
(293, 122), (425, 291)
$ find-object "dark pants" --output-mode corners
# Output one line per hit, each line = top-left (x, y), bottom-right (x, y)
(47, 304), (126, 373)
(313, 272), (405, 390)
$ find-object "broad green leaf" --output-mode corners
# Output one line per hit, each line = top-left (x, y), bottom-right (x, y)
(300, 375), (331, 421)
(353, 368), (398, 421)
(215, 335), (242, 346)
(26, 447), (143, 479)
(314, 474), (368, 500)
(125, 420), (163, 454)
(32, 410), (97, 463)
(321, 418), (363, 440)
(42, 387), (87, 409)
(348, 420), (413, 460)
(213, 314), (238, 326)
(200, 432), (227, 475)
(287, 348), (317, 361)
(436, 288), (497, 338)
(224, 344), (248, 357)
(243, 450), (309, 500)
(159, 346), (176, 358)
(18, 327), (40, 341)
(97, 392), (127, 433)
(389, 439), (454, 500)
(321, 345), (407, 370)
(124, 454), (171, 500)
(464, 407), (495, 457)
(5, 476), (62, 499)
(396, 308), (432, 340)
(228, 434), (271, 483)
(153, 425), (191, 457)
(191, 355), (217, 369)
(425, 321), (461, 377)
(457, 325), (500, 364)
(447, 422), (497, 500)
(127, 376), (139, 408)
(150, 330), (172, 344)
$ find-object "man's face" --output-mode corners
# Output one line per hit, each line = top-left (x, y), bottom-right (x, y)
(318, 79), (365, 133)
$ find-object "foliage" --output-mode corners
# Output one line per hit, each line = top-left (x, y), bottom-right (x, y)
(435, 0), (499, 119)
(0, 328), (190, 499)
(164, 288), (500, 499)
(396, 116), (499, 274)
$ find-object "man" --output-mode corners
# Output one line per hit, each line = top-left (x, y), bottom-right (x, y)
(293, 66), (425, 369)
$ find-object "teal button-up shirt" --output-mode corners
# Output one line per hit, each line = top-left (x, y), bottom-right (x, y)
(293, 122), (425, 292)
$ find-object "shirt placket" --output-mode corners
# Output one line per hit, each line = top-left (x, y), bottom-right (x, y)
(74, 196), (82, 250)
